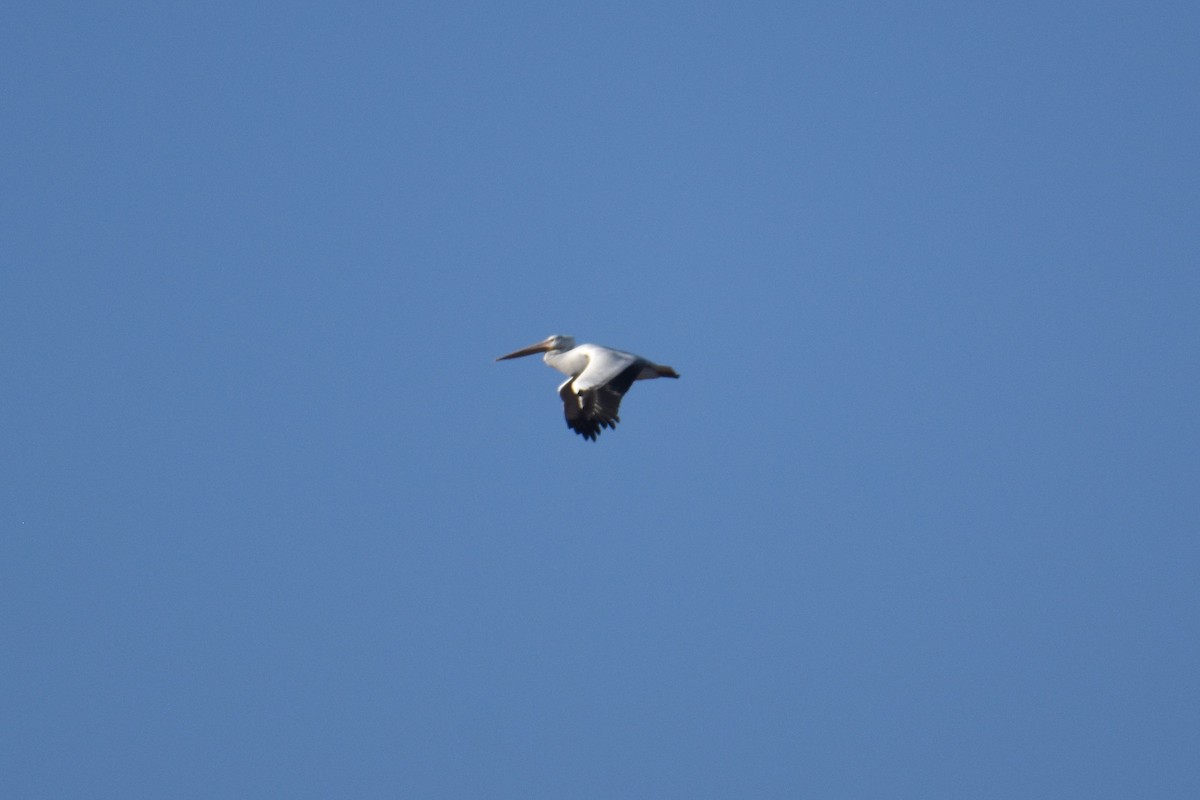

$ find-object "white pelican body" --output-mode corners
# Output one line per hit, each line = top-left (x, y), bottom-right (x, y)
(496, 335), (679, 440)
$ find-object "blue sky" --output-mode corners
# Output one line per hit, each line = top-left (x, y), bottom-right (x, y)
(3, 2), (1198, 797)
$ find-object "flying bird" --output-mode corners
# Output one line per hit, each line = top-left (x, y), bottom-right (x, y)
(496, 335), (679, 440)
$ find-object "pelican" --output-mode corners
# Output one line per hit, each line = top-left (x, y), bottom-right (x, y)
(496, 335), (679, 440)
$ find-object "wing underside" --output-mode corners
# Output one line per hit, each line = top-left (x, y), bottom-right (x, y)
(559, 363), (642, 440)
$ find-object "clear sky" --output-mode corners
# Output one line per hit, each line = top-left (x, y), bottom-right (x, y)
(3, 2), (1198, 797)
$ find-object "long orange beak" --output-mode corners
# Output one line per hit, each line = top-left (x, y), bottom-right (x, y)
(495, 339), (553, 361)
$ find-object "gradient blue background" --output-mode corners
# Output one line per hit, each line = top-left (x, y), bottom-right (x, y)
(3, 3), (1198, 797)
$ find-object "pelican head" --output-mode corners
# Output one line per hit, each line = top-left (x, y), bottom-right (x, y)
(496, 334), (576, 361)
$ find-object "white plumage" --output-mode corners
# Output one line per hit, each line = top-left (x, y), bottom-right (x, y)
(496, 335), (679, 440)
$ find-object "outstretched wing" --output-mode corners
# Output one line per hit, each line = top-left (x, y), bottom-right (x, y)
(570, 345), (638, 392)
(559, 363), (642, 441)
